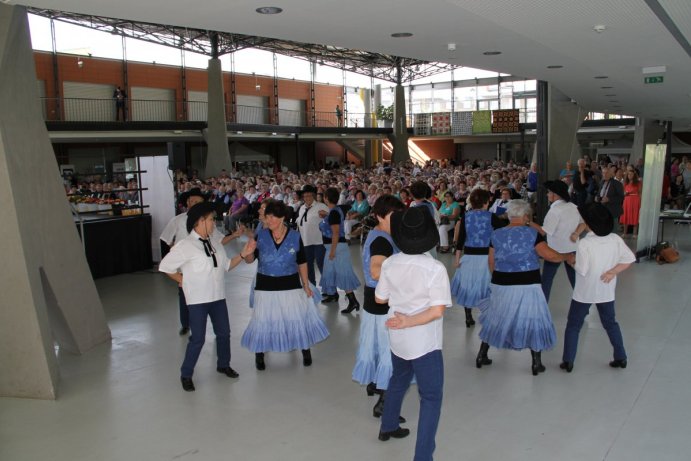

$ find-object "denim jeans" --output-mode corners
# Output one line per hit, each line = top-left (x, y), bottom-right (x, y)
(304, 244), (325, 286)
(382, 349), (444, 461)
(178, 287), (189, 329)
(541, 260), (576, 302)
(180, 299), (231, 378)
(562, 299), (626, 364)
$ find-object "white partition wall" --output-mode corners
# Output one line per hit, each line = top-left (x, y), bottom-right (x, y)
(139, 156), (175, 262)
(637, 144), (666, 254)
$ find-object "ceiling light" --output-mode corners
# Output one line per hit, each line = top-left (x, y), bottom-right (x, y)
(236, 131), (243, 134)
(271, 132), (277, 136)
(594, 75), (608, 79)
(600, 86), (613, 89)
(483, 51), (502, 56)
(593, 24), (606, 33)
(642, 65), (666, 74)
(546, 65), (563, 69)
(256, 6), (283, 14)
(447, 43), (456, 51)
(605, 94), (617, 97)
(391, 32), (413, 38)
(608, 100), (619, 103)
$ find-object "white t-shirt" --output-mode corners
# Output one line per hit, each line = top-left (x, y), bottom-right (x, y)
(542, 200), (583, 253)
(158, 230), (231, 305)
(572, 232), (636, 304)
(297, 202), (329, 246)
(375, 253), (451, 360)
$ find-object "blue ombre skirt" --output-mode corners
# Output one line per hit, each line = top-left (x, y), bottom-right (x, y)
(241, 288), (329, 353)
(352, 311), (393, 390)
(450, 254), (491, 308)
(320, 243), (361, 294)
(477, 283), (556, 351)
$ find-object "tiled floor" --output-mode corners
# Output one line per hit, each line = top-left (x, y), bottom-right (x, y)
(1, 224), (690, 461)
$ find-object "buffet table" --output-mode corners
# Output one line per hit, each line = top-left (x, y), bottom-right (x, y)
(75, 214), (153, 278)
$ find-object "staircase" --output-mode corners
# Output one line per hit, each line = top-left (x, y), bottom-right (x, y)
(336, 138), (365, 162)
(382, 139), (430, 165)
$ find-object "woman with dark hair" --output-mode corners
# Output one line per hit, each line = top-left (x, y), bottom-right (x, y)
(437, 191), (460, 253)
(451, 189), (507, 328)
(319, 187), (362, 313)
(159, 202), (255, 391)
(620, 167), (642, 238)
(399, 188), (412, 207)
(344, 189), (370, 242)
(352, 195), (406, 419)
(241, 200), (329, 371)
(476, 200), (570, 376)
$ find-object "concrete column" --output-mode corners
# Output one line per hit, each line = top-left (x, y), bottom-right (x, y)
(0, 5), (110, 399)
(203, 58), (232, 177)
(546, 84), (587, 181)
(631, 118), (665, 165)
(391, 83), (410, 164)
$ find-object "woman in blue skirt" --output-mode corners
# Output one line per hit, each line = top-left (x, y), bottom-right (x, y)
(319, 187), (361, 314)
(241, 201), (329, 370)
(476, 199), (571, 376)
(352, 195), (407, 420)
(451, 189), (507, 327)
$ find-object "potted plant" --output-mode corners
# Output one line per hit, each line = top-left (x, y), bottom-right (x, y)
(376, 104), (394, 128)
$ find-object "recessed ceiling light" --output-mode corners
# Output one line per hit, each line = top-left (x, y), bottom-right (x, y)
(483, 51), (502, 56)
(608, 100), (619, 103)
(605, 94), (617, 97)
(447, 43), (456, 51)
(546, 65), (563, 69)
(600, 86), (613, 89)
(594, 75), (609, 79)
(593, 24), (607, 33)
(391, 32), (413, 38)
(256, 6), (283, 14)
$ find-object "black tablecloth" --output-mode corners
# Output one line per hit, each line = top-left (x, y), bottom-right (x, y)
(76, 214), (153, 278)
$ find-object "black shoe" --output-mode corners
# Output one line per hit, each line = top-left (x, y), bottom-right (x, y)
(531, 350), (546, 376)
(341, 292), (360, 314)
(559, 361), (574, 373)
(302, 349), (312, 367)
(255, 353), (266, 371)
(180, 377), (195, 392)
(217, 367), (239, 378)
(322, 293), (339, 303)
(476, 342), (492, 369)
(378, 427), (410, 441)
(179, 327), (189, 336)
(372, 393), (406, 423)
(366, 382), (379, 396)
(609, 359), (627, 369)
(464, 308), (476, 328)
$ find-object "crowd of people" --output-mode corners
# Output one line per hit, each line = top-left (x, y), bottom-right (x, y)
(157, 154), (675, 461)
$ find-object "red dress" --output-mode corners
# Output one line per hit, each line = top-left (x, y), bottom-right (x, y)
(620, 182), (642, 226)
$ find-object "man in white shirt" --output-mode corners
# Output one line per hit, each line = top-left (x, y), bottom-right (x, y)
(530, 180), (585, 302)
(159, 202), (255, 391)
(375, 207), (451, 461)
(560, 203), (635, 373)
(160, 189), (243, 335)
(296, 185), (329, 286)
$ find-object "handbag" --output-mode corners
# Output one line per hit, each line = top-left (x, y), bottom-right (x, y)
(656, 241), (680, 264)
(439, 215), (450, 225)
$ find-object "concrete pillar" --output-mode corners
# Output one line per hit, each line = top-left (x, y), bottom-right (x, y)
(0, 5), (110, 399)
(203, 58), (232, 177)
(631, 118), (665, 165)
(546, 84), (587, 181)
(391, 83), (410, 164)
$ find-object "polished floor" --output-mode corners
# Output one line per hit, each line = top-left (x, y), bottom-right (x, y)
(2, 225), (691, 461)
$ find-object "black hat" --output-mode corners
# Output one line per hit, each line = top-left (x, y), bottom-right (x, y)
(186, 202), (216, 233)
(297, 184), (318, 196)
(390, 206), (439, 255)
(577, 202), (613, 237)
(187, 188), (205, 200)
(544, 180), (570, 201)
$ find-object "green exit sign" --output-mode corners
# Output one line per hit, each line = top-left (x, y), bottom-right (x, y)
(644, 76), (664, 84)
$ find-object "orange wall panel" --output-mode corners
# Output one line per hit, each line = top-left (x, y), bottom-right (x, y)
(413, 139), (456, 160)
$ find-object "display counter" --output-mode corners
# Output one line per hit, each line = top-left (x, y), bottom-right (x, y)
(75, 214), (152, 278)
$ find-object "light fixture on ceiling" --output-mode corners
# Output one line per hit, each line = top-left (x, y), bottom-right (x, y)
(256, 6), (283, 14)
(600, 86), (613, 89)
(593, 24), (606, 33)
(605, 94), (617, 97)
(391, 32), (413, 38)
(642, 65), (666, 74)
(447, 43), (456, 51)
(594, 75), (608, 79)
(546, 65), (563, 69)
(236, 131), (243, 135)
(483, 51), (502, 56)
(271, 132), (277, 136)
(608, 100), (619, 103)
